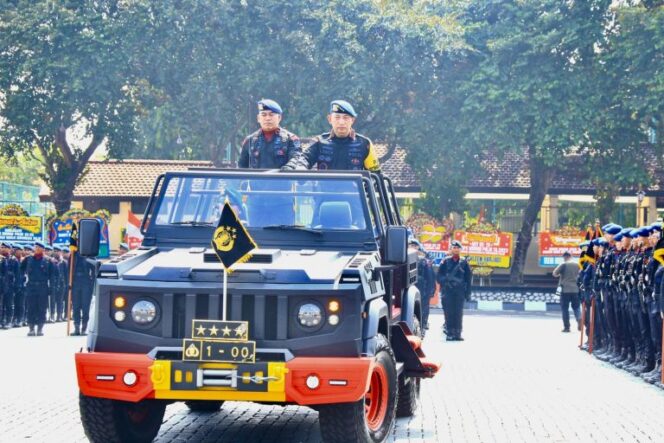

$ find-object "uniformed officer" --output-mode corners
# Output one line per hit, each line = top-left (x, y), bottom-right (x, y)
(596, 224), (623, 362)
(238, 99), (303, 226)
(0, 242), (19, 329)
(0, 244), (6, 329)
(14, 244), (30, 327)
(61, 246), (71, 321)
(302, 100), (381, 172)
(20, 241), (53, 336)
(436, 240), (472, 341)
(45, 244), (60, 323)
(71, 251), (95, 336)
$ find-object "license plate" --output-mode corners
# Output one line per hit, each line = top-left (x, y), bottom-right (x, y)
(183, 319), (255, 364)
(183, 338), (256, 363)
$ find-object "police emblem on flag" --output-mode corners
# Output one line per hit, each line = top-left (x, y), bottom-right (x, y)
(211, 200), (257, 270)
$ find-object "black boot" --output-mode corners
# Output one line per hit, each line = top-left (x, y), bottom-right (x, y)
(71, 324), (80, 336)
(617, 349), (636, 369)
(27, 325), (35, 336)
(36, 324), (44, 336)
(81, 321), (88, 336)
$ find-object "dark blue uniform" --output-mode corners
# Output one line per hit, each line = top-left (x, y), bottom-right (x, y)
(21, 254), (53, 334)
(238, 128), (302, 226)
(71, 253), (95, 335)
(436, 256), (472, 340)
(416, 256), (435, 330)
(1, 253), (19, 328)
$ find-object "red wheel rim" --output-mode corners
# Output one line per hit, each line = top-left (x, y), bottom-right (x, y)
(364, 364), (389, 432)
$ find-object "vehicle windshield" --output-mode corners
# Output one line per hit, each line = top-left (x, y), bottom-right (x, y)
(154, 175), (369, 231)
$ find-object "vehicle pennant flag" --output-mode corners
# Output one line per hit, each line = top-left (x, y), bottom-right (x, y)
(211, 199), (257, 271)
(125, 210), (144, 249)
(69, 221), (78, 252)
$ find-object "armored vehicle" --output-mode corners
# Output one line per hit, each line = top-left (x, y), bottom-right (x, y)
(75, 169), (440, 443)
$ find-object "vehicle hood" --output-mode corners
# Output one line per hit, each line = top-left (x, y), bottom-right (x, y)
(119, 248), (354, 284)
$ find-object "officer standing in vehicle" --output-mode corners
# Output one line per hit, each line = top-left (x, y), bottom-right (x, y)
(71, 250), (95, 336)
(436, 240), (472, 341)
(302, 100), (381, 173)
(20, 241), (53, 336)
(0, 242), (19, 329)
(238, 99), (303, 226)
(238, 99), (303, 171)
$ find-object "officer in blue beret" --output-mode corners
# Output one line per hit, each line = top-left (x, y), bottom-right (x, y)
(238, 99), (304, 226)
(20, 241), (53, 336)
(238, 99), (303, 171)
(302, 100), (381, 172)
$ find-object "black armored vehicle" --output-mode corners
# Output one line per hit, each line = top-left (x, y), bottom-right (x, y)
(75, 169), (440, 443)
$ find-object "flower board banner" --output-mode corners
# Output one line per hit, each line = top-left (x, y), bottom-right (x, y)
(538, 231), (583, 267)
(0, 216), (43, 243)
(453, 231), (513, 268)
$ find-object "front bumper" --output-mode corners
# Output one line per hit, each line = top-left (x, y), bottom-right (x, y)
(75, 352), (374, 405)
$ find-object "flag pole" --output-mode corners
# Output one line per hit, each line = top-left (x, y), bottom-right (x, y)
(579, 301), (586, 349)
(222, 267), (228, 321)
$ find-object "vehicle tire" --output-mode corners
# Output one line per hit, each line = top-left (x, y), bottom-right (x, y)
(318, 334), (397, 443)
(185, 400), (224, 412)
(79, 392), (166, 443)
(396, 317), (421, 418)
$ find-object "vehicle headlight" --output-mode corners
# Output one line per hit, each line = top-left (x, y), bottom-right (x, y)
(131, 300), (157, 325)
(298, 303), (323, 327)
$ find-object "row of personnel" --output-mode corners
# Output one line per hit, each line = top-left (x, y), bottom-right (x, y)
(0, 241), (95, 336)
(577, 222), (664, 386)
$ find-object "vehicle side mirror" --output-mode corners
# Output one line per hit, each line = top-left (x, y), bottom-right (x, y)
(385, 226), (407, 265)
(78, 218), (101, 257)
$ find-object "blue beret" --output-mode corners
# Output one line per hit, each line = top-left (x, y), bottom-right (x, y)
(591, 238), (601, 246)
(1, 242), (11, 248)
(614, 233), (624, 242)
(605, 224), (623, 235)
(257, 99), (282, 115)
(34, 241), (46, 249)
(601, 223), (613, 232)
(44, 244), (53, 251)
(598, 239), (609, 247)
(650, 221), (662, 232)
(62, 246), (70, 253)
(52, 245), (62, 251)
(637, 227), (651, 237)
(629, 228), (639, 238)
(579, 240), (590, 248)
(451, 240), (462, 248)
(329, 100), (357, 117)
(12, 243), (23, 251)
(24, 244), (34, 251)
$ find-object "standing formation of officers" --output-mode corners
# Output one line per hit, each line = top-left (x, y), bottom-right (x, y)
(578, 221), (664, 386)
(0, 241), (95, 337)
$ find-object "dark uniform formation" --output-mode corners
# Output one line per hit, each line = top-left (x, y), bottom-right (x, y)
(578, 221), (664, 387)
(0, 241), (96, 337)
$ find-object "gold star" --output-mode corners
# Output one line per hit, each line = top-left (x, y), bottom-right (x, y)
(222, 326), (231, 336)
(196, 325), (206, 336)
(235, 325), (246, 338)
(209, 325), (219, 336)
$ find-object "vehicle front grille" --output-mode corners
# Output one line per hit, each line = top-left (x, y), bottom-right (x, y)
(165, 292), (288, 341)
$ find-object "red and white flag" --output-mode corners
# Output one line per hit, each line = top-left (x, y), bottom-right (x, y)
(125, 210), (144, 249)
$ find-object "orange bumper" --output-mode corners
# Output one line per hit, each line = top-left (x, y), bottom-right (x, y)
(75, 352), (374, 405)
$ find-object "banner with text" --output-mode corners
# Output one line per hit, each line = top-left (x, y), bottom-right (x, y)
(453, 231), (513, 268)
(538, 231), (583, 267)
(0, 216), (43, 243)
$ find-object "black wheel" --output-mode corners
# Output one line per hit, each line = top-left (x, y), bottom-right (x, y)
(79, 392), (166, 443)
(396, 317), (421, 418)
(185, 400), (224, 412)
(318, 334), (397, 443)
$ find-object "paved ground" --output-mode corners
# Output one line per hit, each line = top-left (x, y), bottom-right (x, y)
(1, 310), (663, 442)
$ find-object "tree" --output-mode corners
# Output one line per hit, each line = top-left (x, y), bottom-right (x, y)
(0, 1), (144, 214)
(425, 0), (614, 283)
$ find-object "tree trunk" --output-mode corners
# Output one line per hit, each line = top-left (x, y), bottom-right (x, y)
(509, 156), (553, 285)
(594, 183), (618, 225)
